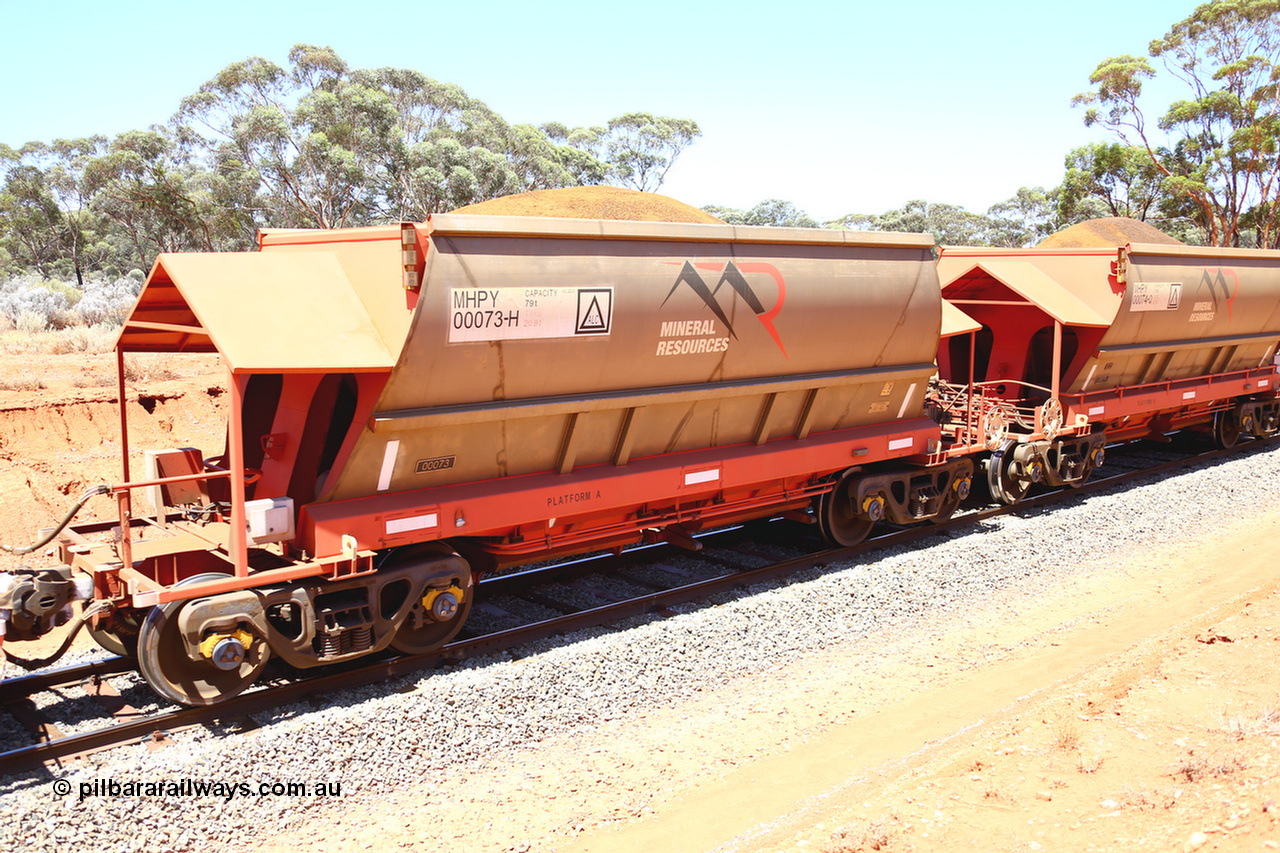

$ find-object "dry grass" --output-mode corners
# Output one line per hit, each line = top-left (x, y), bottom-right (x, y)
(71, 374), (115, 389)
(0, 325), (117, 355)
(1218, 704), (1280, 740)
(1077, 753), (1105, 774)
(122, 354), (179, 383)
(822, 818), (895, 853)
(1077, 735), (1107, 774)
(0, 330), (42, 354)
(16, 310), (48, 334)
(1050, 715), (1080, 752)
(1116, 784), (1178, 810)
(47, 325), (117, 354)
(982, 783), (1015, 803)
(1171, 751), (1245, 783)
(0, 376), (45, 391)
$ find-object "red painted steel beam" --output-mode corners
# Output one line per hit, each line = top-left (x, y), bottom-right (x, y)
(302, 418), (942, 559)
(1065, 367), (1276, 426)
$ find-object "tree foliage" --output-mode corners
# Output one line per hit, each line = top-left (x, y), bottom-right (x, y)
(1073, 0), (1280, 246)
(21, 3), (1277, 287)
(831, 189), (1070, 248)
(597, 113), (701, 192)
(0, 45), (700, 277)
(1058, 142), (1165, 222)
(703, 198), (820, 228)
(0, 148), (65, 277)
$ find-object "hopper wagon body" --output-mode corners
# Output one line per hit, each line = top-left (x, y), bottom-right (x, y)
(932, 243), (1280, 502)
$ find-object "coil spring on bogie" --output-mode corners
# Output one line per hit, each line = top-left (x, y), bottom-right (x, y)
(349, 625), (372, 652)
(909, 485), (942, 518)
(1063, 453), (1086, 479)
(319, 625), (375, 658)
(320, 634), (343, 658)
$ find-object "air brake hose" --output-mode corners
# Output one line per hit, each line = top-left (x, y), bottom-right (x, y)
(1, 484), (112, 555)
(1, 610), (89, 671)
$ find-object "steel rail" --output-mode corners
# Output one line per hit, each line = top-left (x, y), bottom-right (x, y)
(0, 438), (1266, 776)
(0, 656), (133, 704)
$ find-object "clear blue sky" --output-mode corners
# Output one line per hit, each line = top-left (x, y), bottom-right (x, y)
(1, 0), (1190, 222)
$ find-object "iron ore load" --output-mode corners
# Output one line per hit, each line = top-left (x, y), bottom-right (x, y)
(2, 214), (1278, 706)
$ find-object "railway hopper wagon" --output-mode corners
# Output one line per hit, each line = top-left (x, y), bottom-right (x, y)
(0, 216), (978, 705)
(931, 243), (1280, 503)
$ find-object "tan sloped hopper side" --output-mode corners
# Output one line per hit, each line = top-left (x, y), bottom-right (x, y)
(323, 215), (943, 500)
(1078, 243), (1280, 392)
(938, 242), (1280, 394)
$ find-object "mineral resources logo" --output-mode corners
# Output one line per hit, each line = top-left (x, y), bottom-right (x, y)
(658, 260), (788, 358)
(1199, 267), (1239, 322)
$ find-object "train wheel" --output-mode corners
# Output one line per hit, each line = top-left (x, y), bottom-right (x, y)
(87, 607), (145, 657)
(984, 442), (1030, 505)
(816, 470), (875, 547)
(386, 547), (474, 655)
(137, 574), (270, 706)
(1214, 409), (1241, 450)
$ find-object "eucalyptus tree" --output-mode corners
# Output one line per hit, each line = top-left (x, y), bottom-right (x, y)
(352, 65), (531, 218)
(702, 199), (820, 227)
(599, 113), (701, 192)
(986, 186), (1064, 247)
(833, 200), (996, 246)
(1058, 142), (1167, 223)
(0, 145), (63, 277)
(0, 145), (56, 275)
(41, 137), (114, 284)
(81, 128), (223, 270)
(176, 44), (400, 229)
(177, 47), (615, 226)
(1073, 0), (1280, 246)
(538, 122), (611, 186)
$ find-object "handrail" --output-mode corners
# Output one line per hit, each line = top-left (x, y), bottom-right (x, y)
(109, 467), (261, 496)
(1067, 364), (1276, 404)
(111, 470), (230, 495)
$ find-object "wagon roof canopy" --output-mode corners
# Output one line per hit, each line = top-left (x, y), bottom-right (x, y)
(116, 252), (395, 373)
(941, 259), (1113, 328)
(940, 299), (982, 338)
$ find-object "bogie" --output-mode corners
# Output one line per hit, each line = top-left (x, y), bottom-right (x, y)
(137, 574), (272, 707)
(816, 459), (975, 546)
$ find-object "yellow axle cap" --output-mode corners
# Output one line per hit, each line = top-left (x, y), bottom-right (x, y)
(199, 627), (254, 663)
(422, 584), (466, 622)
